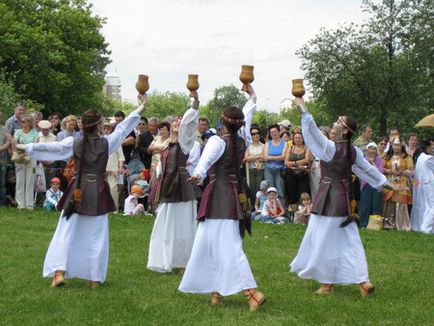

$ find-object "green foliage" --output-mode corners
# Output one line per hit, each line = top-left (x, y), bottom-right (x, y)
(0, 208), (433, 324)
(279, 100), (334, 129)
(145, 90), (190, 120)
(0, 71), (20, 116)
(252, 109), (280, 127)
(298, 0), (433, 135)
(207, 84), (248, 126)
(99, 93), (135, 118)
(0, 0), (111, 117)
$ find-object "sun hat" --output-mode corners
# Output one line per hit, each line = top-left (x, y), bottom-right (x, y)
(392, 138), (401, 145)
(38, 120), (52, 129)
(267, 187), (278, 194)
(130, 185), (143, 195)
(278, 119), (291, 128)
(367, 142), (377, 149)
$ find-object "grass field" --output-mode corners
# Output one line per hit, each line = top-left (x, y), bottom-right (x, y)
(0, 207), (433, 325)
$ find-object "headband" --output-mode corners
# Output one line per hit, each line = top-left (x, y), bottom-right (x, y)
(220, 114), (244, 125)
(338, 116), (356, 134)
(82, 117), (103, 129)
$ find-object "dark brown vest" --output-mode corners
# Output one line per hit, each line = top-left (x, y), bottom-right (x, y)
(58, 137), (116, 215)
(157, 142), (200, 203)
(312, 141), (356, 217)
(198, 134), (246, 220)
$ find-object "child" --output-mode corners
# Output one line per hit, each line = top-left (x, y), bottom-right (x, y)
(260, 187), (289, 224)
(43, 177), (64, 211)
(251, 180), (269, 221)
(293, 192), (312, 225)
(123, 185), (145, 216)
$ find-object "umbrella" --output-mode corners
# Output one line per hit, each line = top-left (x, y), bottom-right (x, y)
(415, 114), (434, 128)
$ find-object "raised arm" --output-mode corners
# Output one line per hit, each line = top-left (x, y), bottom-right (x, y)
(179, 91), (200, 155)
(294, 97), (336, 163)
(106, 94), (147, 154)
(238, 84), (257, 145)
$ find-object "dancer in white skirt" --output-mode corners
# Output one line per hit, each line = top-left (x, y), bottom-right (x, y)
(147, 91), (201, 273)
(289, 97), (399, 297)
(179, 85), (266, 312)
(17, 94), (147, 288)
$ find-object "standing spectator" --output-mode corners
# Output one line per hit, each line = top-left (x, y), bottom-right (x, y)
(30, 110), (43, 132)
(137, 117), (159, 169)
(57, 115), (80, 141)
(278, 119), (291, 133)
(283, 132), (312, 215)
(384, 127), (400, 153)
(244, 126), (264, 206)
(148, 121), (171, 188)
(196, 117), (209, 144)
(411, 140), (434, 234)
(13, 114), (39, 209)
(382, 138), (413, 231)
(353, 124), (372, 155)
(310, 128), (330, 199)
(34, 120), (57, 205)
(5, 103), (25, 136)
(49, 112), (62, 136)
(0, 112), (13, 206)
(358, 142), (384, 228)
(262, 124), (287, 201)
(104, 122), (125, 212)
(405, 133), (418, 157)
(377, 136), (388, 159)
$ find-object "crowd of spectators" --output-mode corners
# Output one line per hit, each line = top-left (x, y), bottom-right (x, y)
(0, 102), (432, 233)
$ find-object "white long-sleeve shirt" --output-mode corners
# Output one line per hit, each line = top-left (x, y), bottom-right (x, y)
(25, 105), (143, 161)
(301, 112), (387, 189)
(193, 98), (257, 180)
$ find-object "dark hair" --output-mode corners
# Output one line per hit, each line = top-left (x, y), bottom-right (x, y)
(199, 117), (209, 125)
(377, 136), (388, 144)
(389, 126), (399, 135)
(385, 142), (408, 161)
(114, 111), (125, 119)
(49, 112), (62, 120)
(281, 131), (291, 139)
(158, 121), (171, 132)
(407, 132), (417, 140)
(141, 117), (148, 124)
(250, 126), (260, 133)
(268, 124), (280, 138)
(412, 140), (431, 165)
(344, 116), (357, 212)
(361, 124), (371, 133)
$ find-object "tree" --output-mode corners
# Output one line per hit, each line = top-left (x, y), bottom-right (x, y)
(206, 85), (248, 127)
(0, 0), (110, 117)
(145, 91), (190, 120)
(297, 0), (433, 135)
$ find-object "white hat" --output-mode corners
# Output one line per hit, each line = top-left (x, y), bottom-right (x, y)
(38, 120), (52, 129)
(367, 142), (377, 149)
(392, 138), (401, 145)
(278, 119), (291, 128)
(267, 186), (278, 194)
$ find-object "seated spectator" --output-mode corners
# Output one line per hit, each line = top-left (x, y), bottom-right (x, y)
(293, 192), (312, 225)
(251, 180), (269, 221)
(260, 187), (289, 224)
(43, 177), (64, 211)
(124, 185), (145, 216)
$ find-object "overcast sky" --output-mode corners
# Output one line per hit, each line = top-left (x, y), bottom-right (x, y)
(90, 0), (365, 112)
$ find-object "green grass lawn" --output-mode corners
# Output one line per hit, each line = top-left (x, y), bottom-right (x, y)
(0, 207), (433, 325)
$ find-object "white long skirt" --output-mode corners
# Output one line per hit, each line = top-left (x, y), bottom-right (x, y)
(290, 214), (369, 285)
(147, 201), (198, 272)
(43, 212), (109, 282)
(178, 219), (257, 296)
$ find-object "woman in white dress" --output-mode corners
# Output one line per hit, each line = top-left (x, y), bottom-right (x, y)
(289, 97), (398, 297)
(17, 94), (147, 288)
(147, 91), (201, 273)
(179, 85), (266, 312)
(411, 140), (434, 234)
